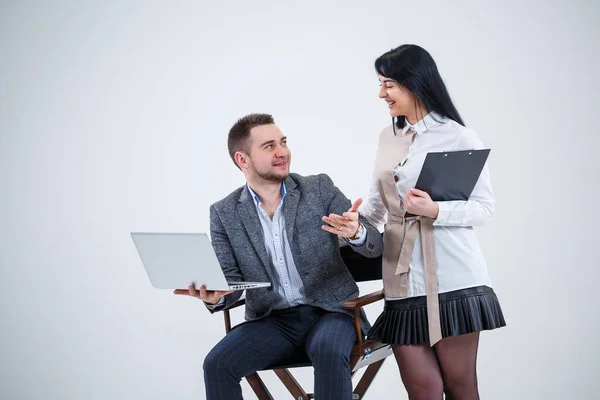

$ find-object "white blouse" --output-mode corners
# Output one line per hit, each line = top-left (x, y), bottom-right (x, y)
(360, 112), (495, 299)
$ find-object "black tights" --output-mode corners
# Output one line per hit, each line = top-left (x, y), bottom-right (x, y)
(392, 332), (480, 400)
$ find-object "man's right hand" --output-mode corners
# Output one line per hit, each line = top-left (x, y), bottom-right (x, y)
(173, 284), (233, 304)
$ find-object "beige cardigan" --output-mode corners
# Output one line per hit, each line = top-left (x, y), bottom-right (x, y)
(372, 125), (442, 346)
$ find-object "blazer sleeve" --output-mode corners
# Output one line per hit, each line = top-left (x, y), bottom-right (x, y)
(317, 173), (383, 258)
(204, 204), (244, 313)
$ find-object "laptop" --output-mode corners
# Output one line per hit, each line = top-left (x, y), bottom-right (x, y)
(131, 232), (271, 291)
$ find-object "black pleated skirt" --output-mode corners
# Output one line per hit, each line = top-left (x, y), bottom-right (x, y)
(367, 285), (506, 345)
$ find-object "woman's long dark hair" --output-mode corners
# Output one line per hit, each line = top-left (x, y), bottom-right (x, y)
(375, 44), (464, 132)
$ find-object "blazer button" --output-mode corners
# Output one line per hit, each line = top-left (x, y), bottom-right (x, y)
(393, 175), (399, 182)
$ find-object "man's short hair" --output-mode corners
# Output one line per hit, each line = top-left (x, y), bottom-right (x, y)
(227, 113), (275, 169)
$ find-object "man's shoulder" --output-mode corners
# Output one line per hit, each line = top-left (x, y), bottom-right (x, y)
(209, 172), (339, 210)
(210, 185), (245, 212)
(289, 172), (334, 190)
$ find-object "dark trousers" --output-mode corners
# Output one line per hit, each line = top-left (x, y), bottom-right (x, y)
(203, 305), (357, 400)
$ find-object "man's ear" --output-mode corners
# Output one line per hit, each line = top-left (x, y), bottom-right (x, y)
(234, 151), (249, 169)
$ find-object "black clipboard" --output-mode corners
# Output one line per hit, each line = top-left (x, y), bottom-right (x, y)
(405, 149), (490, 217)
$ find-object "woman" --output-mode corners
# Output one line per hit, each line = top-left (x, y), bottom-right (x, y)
(360, 45), (506, 399)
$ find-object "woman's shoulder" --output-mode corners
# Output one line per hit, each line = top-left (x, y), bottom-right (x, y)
(440, 118), (484, 149)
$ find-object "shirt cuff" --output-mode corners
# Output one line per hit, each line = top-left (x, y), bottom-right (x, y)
(347, 224), (367, 247)
(433, 201), (450, 225)
(205, 297), (226, 309)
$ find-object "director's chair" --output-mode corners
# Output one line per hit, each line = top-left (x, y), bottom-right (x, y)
(221, 244), (391, 399)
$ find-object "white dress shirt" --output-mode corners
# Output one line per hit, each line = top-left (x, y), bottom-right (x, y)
(360, 112), (495, 299)
(247, 183), (307, 309)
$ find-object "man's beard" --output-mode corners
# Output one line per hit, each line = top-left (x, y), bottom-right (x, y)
(255, 163), (290, 183)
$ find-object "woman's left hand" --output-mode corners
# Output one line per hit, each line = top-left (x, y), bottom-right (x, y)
(404, 188), (439, 219)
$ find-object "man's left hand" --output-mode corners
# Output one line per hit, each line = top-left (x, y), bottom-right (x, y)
(322, 198), (363, 239)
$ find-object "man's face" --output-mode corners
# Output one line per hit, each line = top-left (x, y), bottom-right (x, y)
(242, 124), (291, 182)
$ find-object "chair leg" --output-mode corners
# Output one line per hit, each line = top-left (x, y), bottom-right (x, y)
(353, 359), (386, 399)
(274, 368), (310, 400)
(246, 372), (274, 400)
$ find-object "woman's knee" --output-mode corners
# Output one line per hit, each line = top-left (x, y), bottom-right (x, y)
(441, 369), (478, 399)
(401, 369), (444, 399)
(393, 344), (444, 399)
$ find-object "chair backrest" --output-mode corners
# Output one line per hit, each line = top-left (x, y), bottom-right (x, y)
(339, 242), (383, 283)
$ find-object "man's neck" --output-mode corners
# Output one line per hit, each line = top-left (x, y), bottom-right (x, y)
(247, 178), (283, 206)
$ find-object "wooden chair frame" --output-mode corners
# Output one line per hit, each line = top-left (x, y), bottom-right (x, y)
(221, 245), (391, 400)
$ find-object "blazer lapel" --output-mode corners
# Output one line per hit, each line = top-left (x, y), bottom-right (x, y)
(237, 186), (272, 277)
(283, 176), (300, 248)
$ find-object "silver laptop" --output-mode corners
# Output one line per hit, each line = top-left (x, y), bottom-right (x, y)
(131, 232), (271, 291)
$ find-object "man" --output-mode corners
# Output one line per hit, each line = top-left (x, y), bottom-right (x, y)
(175, 113), (383, 400)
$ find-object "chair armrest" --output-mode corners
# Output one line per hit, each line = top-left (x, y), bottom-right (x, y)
(223, 298), (246, 334)
(343, 290), (384, 309)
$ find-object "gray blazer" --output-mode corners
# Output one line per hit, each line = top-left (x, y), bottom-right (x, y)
(208, 173), (383, 334)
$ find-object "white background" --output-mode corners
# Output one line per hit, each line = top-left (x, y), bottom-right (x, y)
(1, 1), (598, 399)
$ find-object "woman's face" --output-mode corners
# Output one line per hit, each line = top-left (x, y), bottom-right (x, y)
(378, 75), (414, 118)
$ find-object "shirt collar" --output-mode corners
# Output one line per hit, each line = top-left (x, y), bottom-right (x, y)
(401, 111), (445, 136)
(246, 182), (287, 207)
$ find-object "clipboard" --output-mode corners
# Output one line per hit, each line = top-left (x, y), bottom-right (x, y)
(405, 149), (490, 217)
